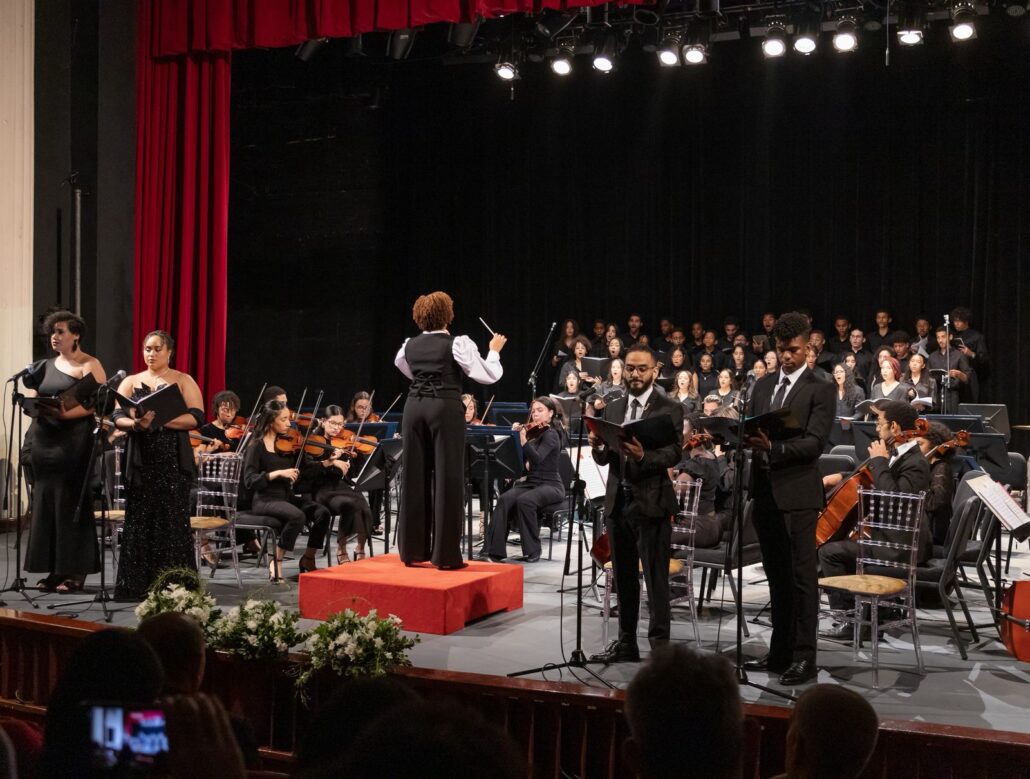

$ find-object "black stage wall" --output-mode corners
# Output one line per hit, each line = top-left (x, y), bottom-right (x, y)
(227, 19), (1030, 429)
(33, 0), (136, 371)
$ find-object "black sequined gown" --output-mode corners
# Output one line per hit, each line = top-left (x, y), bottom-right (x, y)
(114, 386), (195, 598)
(24, 359), (100, 575)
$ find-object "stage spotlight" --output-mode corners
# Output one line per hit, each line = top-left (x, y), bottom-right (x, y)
(536, 12), (578, 40)
(495, 56), (518, 80)
(897, 4), (926, 44)
(682, 19), (711, 64)
(294, 38), (329, 62)
(1004, 1), (1027, 16)
(762, 24), (788, 57)
(551, 47), (574, 75)
(950, 2), (977, 40)
(388, 29), (417, 60)
(793, 15), (819, 55)
(592, 30), (618, 73)
(658, 34), (681, 66)
(833, 16), (858, 52)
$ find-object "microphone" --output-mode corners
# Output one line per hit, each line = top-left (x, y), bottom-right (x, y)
(102, 370), (127, 390)
(7, 363), (34, 382)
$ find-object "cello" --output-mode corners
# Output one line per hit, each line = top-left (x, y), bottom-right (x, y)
(1000, 582), (1030, 661)
(815, 418), (930, 546)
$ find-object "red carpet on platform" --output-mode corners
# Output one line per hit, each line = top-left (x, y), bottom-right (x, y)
(298, 554), (524, 635)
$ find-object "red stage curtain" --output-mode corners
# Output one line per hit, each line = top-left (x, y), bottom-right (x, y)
(135, 0), (229, 402)
(150, 0), (638, 56)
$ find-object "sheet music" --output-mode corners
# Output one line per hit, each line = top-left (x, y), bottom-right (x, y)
(567, 448), (608, 500)
(966, 474), (1030, 535)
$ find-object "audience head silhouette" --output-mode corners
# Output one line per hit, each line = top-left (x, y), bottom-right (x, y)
(624, 645), (742, 779)
(784, 685), (878, 779)
(137, 612), (207, 695)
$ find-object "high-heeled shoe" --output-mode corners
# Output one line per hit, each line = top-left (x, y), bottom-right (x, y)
(299, 555), (317, 574)
(336, 546), (350, 565)
(55, 577), (85, 594)
(352, 549), (366, 561)
(268, 559), (285, 584)
(200, 542), (220, 569)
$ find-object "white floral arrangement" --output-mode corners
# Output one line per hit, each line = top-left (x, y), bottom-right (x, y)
(207, 599), (307, 661)
(296, 608), (418, 690)
(135, 569), (219, 635)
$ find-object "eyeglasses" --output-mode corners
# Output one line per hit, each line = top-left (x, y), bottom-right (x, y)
(623, 364), (653, 374)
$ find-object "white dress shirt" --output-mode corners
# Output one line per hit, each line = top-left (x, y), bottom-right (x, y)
(394, 331), (503, 384)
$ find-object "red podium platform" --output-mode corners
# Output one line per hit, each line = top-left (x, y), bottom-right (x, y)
(298, 554), (524, 635)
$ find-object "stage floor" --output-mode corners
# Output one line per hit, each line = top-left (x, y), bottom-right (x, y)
(5, 526), (1030, 734)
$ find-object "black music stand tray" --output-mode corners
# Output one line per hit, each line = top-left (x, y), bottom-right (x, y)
(353, 438), (403, 555)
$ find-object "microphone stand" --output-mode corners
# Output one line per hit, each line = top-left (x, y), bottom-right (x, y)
(943, 313), (952, 414)
(508, 395), (611, 686)
(528, 321), (557, 404)
(730, 378), (795, 702)
(55, 380), (121, 621)
(0, 377), (36, 607)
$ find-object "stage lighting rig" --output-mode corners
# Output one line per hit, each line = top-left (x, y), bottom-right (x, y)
(592, 29), (619, 72)
(658, 32), (682, 66)
(949, 1), (978, 40)
(761, 23), (788, 57)
(897, 3), (926, 44)
(682, 19), (711, 64)
(550, 46), (574, 75)
(832, 16), (859, 52)
(793, 13), (819, 55)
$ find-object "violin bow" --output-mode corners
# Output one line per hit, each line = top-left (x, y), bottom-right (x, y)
(352, 389), (376, 445)
(236, 382), (267, 453)
(293, 389), (324, 470)
(379, 393), (402, 419)
(481, 395), (495, 425)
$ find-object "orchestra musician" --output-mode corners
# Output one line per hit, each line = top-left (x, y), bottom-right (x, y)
(743, 312), (835, 686)
(588, 345), (685, 663)
(197, 390), (242, 451)
(23, 310), (106, 594)
(394, 291), (506, 570)
(462, 394), (479, 424)
(305, 405), (374, 563)
(818, 400), (932, 641)
(242, 400), (331, 582)
(480, 397), (566, 563)
(112, 330), (205, 599)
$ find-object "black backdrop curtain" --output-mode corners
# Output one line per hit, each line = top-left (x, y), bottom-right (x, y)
(227, 19), (1030, 432)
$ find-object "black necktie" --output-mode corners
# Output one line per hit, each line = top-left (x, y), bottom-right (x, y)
(771, 376), (791, 410)
(630, 399), (641, 421)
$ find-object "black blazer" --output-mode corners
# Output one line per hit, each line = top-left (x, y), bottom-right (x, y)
(868, 444), (933, 563)
(592, 391), (684, 519)
(750, 368), (836, 512)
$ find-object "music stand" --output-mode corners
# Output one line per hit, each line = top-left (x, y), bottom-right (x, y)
(961, 433), (1010, 482)
(465, 428), (523, 560)
(353, 438), (403, 554)
(489, 403), (529, 427)
(850, 421), (879, 461)
(959, 404), (1011, 443)
(923, 414), (984, 435)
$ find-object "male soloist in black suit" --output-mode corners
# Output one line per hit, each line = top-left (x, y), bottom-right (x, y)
(744, 313), (836, 686)
(588, 345), (685, 663)
(819, 400), (932, 640)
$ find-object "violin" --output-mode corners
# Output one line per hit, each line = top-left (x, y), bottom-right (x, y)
(515, 421), (549, 442)
(684, 431), (713, 451)
(928, 430), (970, 460)
(273, 431), (358, 457)
(189, 431), (230, 452)
(815, 418), (930, 546)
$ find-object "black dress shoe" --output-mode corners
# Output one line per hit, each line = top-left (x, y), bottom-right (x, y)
(437, 562), (469, 571)
(778, 659), (818, 686)
(589, 640), (641, 664)
(519, 554), (541, 563)
(478, 554), (506, 563)
(743, 653), (790, 674)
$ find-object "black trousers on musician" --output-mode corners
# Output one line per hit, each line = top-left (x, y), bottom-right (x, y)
(315, 485), (374, 542)
(752, 496), (820, 666)
(483, 481), (564, 560)
(399, 395), (466, 568)
(608, 487), (673, 647)
(252, 497), (330, 553)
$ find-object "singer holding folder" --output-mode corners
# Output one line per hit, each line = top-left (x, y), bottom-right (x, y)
(394, 292), (507, 570)
(743, 312), (835, 686)
(587, 344), (684, 663)
(23, 310), (107, 594)
(112, 330), (205, 598)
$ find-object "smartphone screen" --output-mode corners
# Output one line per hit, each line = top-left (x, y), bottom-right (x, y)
(89, 705), (168, 769)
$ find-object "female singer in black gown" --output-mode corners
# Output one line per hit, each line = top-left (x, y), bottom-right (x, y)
(394, 291), (506, 569)
(308, 405), (374, 563)
(243, 401), (332, 581)
(24, 311), (107, 593)
(481, 398), (566, 563)
(112, 330), (204, 599)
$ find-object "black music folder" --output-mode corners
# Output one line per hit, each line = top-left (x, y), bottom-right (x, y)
(584, 413), (679, 451)
(22, 373), (101, 418)
(113, 383), (189, 428)
(698, 407), (803, 445)
(580, 356), (611, 380)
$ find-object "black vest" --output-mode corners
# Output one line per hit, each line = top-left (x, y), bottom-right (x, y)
(404, 333), (463, 400)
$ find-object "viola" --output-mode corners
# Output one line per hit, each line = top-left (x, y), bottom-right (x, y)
(515, 421), (549, 441)
(815, 418), (930, 546)
(189, 431), (230, 452)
